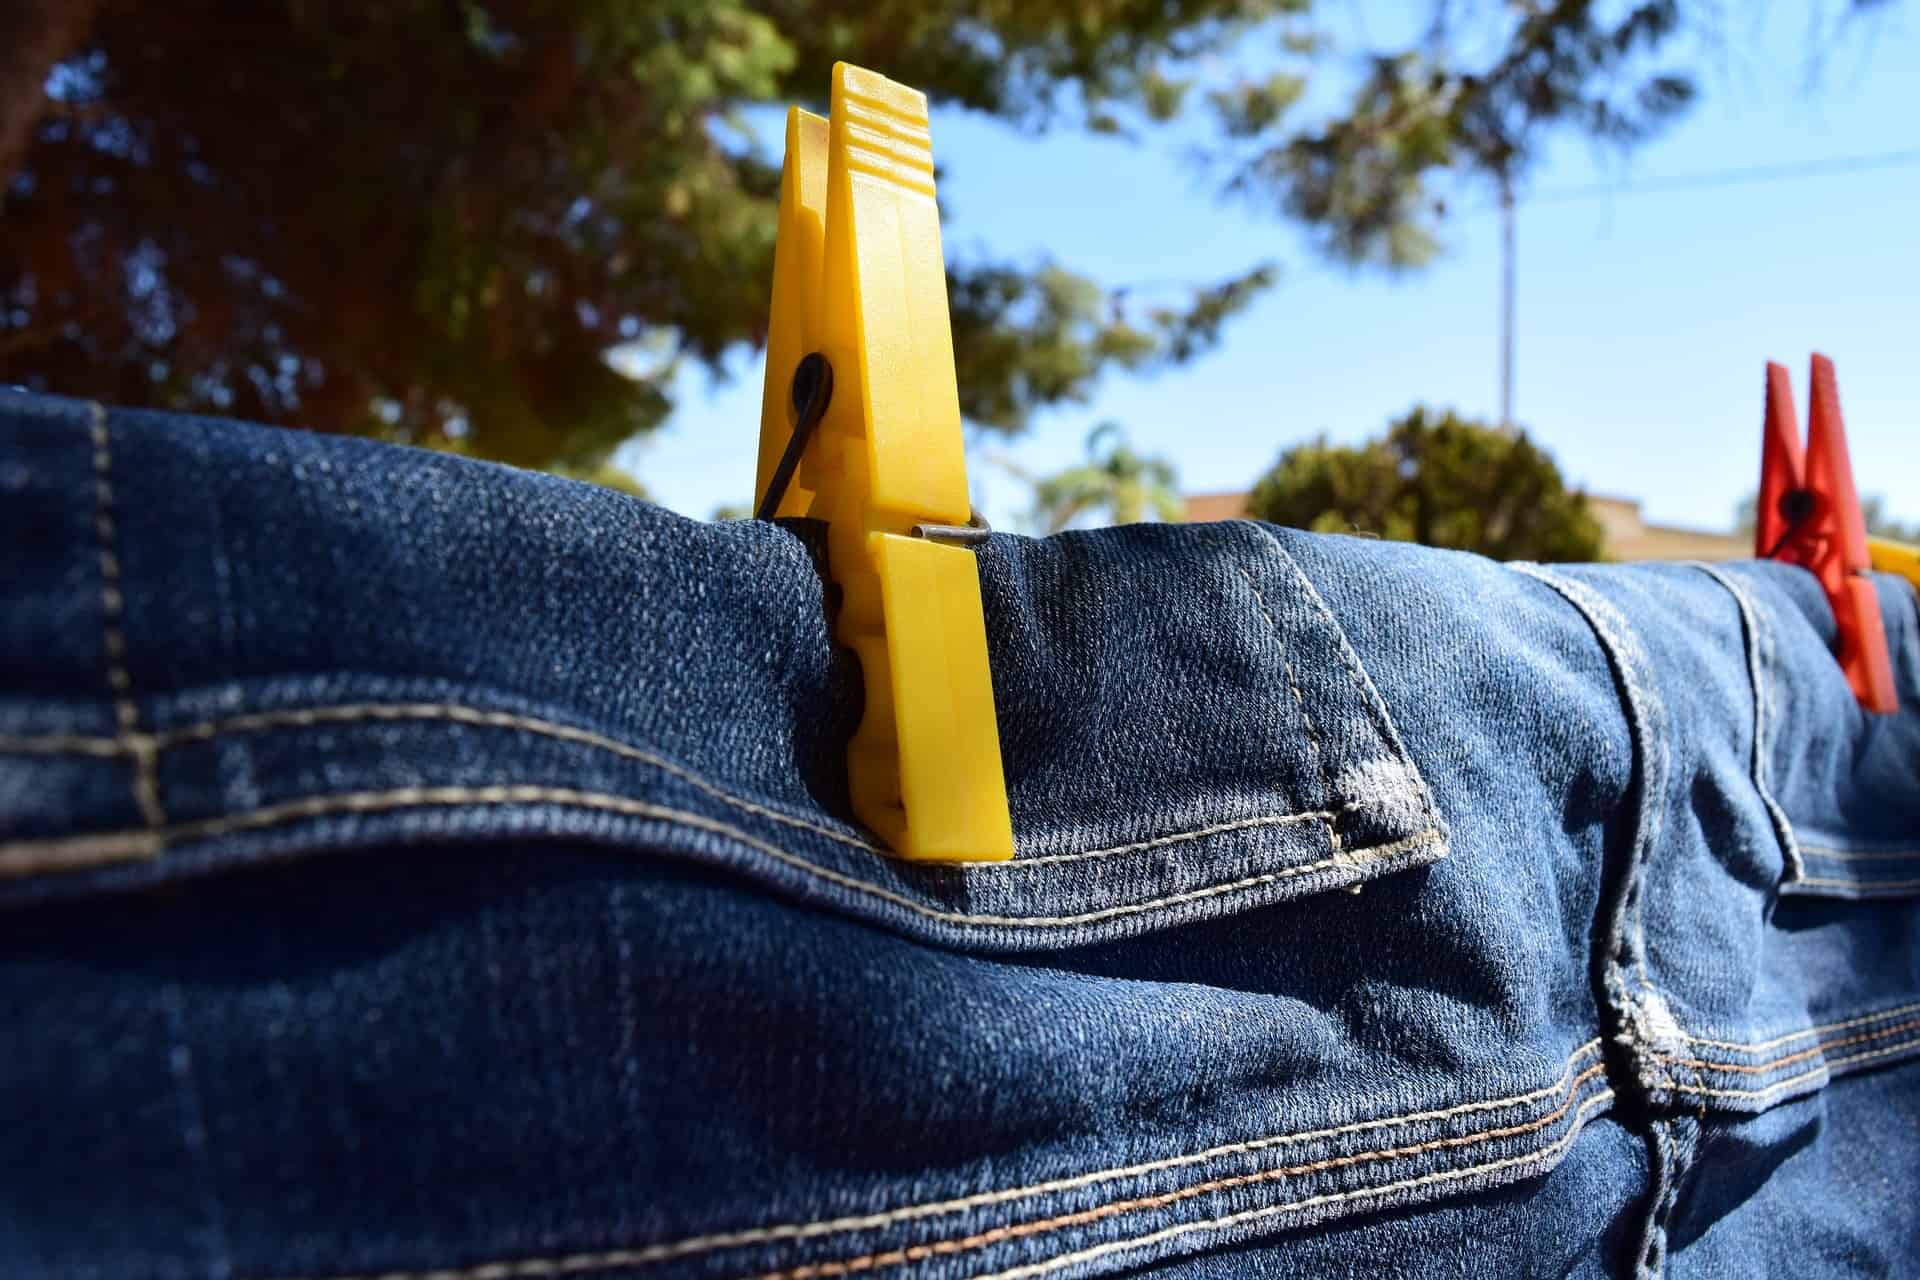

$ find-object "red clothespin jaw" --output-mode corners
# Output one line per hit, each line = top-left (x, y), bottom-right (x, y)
(1756, 355), (1898, 713)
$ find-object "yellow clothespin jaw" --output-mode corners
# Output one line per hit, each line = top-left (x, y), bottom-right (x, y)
(1869, 537), (1920, 591)
(755, 64), (1014, 863)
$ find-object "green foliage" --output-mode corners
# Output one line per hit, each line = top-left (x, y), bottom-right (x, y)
(1214, 2), (1700, 269)
(0, 0), (1285, 471)
(1028, 422), (1185, 531)
(1, 1), (1871, 474)
(950, 263), (1275, 430)
(1247, 407), (1604, 561)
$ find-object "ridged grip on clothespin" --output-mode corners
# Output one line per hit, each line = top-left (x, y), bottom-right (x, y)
(1756, 355), (1898, 713)
(755, 65), (1014, 861)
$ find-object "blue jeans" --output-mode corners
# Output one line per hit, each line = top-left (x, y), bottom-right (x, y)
(2, 388), (1917, 1278)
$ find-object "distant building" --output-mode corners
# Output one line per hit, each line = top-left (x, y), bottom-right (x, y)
(1181, 491), (1748, 562)
(1182, 491), (1256, 525)
(1583, 495), (1747, 562)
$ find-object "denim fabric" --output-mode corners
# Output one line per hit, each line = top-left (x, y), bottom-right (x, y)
(1, 389), (1916, 1280)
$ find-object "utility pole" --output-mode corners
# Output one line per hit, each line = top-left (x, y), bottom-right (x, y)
(1498, 174), (1515, 431)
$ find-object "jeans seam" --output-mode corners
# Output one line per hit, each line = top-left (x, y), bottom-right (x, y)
(256, 1045), (1608, 1280)
(0, 701), (1375, 874)
(1655, 1016), (1920, 1076)
(1670, 997), (1920, 1053)
(755, 1068), (1613, 1280)
(1507, 566), (1669, 1007)
(1237, 566), (1340, 852)
(0, 703), (884, 854)
(966, 808), (1338, 869)
(86, 402), (166, 833)
(1796, 844), (1920, 862)
(1659, 1037), (1920, 1102)
(1247, 523), (1445, 821)
(1794, 874), (1920, 894)
(945, 1092), (1617, 1280)
(0, 784), (1443, 923)
(1635, 1119), (1677, 1280)
(1691, 565), (1803, 883)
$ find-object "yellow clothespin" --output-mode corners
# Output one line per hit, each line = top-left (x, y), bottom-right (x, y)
(754, 63), (1014, 863)
(1869, 537), (1920, 591)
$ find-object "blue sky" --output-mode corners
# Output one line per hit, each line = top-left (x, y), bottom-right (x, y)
(622, 4), (1920, 535)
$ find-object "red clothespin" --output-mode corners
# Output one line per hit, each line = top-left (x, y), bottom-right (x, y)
(1755, 354), (1897, 713)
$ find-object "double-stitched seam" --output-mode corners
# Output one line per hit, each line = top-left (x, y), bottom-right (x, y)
(164, 705), (882, 856)
(755, 1067), (1612, 1280)
(1796, 875), (1920, 894)
(1753, 579), (1801, 880)
(1510, 566), (1669, 997)
(1637, 1119), (1680, 1280)
(1245, 524), (1442, 819)
(0, 783), (1443, 925)
(1237, 567), (1340, 855)
(0, 701), (1366, 876)
(1656, 1017), (1920, 1077)
(1799, 844), (1920, 863)
(968, 809), (1337, 870)
(1692, 566), (1801, 881)
(1665, 1037), (1920, 1103)
(0, 704), (882, 855)
(265, 1043), (1603, 1280)
(87, 403), (165, 834)
(247, 1014), (1920, 1280)
(962, 1091), (1617, 1280)
(1675, 998), (1920, 1053)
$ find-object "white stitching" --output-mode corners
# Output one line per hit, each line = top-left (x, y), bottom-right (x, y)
(1692, 566), (1802, 881)
(1753, 580), (1802, 880)
(269, 1043), (1603, 1280)
(0, 702), (1369, 875)
(965, 1091), (1616, 1280)
(187, 707), (1349, 873)
(1665, 1037), (1920, 1102)
(0, 784), (1445, 923)
(87, 404), (165, 833)
(184, 704), (883, 855)
(1237, 567), (1340, 854)
(0, 732), (130, 757)
(969, 809), (1336, 870)
(1798, 845), (1920, 863)
(1675, 999), (1920, 1053)
(1794, 875), (1920, 894)
(0, 828), (162, 871)
(753, 1069), (1616, 1280)
(1247, 523), (1444, 819)
(1510, 565), (1667, 994)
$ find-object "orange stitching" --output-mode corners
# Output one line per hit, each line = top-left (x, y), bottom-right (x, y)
(1659, 1017), (1920, 1076)
(755, 1064), (1610, 1280)
(1666, 1037), (1920, 1102)
(1676, 999), (1920, 1053)
(968, 1091), (1617, 1280)
(263, 1044), (1606, 1280)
